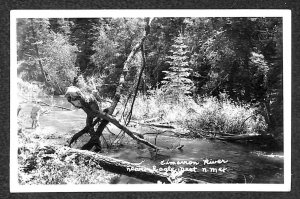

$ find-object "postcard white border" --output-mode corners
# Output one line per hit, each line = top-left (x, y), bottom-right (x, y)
(10, 9), (291, 192)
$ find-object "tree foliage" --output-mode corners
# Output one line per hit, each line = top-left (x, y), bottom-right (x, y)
(17, 18), (78, 94)
(161, 34), (194, 102)
(16, 17), (284, 139)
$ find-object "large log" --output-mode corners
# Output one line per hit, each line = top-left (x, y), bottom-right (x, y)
(93, 109), (163, 150)
(65, 86), (163, 151)
(131, 120), (175, 129)
(78, 18), (155, 151)
(39, 145), (206, 184)
(215, 133), (273, 141)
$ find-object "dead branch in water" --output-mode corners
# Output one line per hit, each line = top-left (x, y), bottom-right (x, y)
(131, 120), (175, 129)
(93, 109), (163, 150)
(38, 145), (207, 184)
(78, 18), (159, 151)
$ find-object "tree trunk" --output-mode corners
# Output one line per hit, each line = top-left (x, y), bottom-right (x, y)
(40, 145), (207, 184)
(30, 19), (48, 84)
(125, 43), (147, 125)
(215, 133), (273, 142)
(85, 18), (153, 150)
(86, 109), (163, 150)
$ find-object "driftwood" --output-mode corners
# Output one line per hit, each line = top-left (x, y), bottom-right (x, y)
(214, 133), (273, 142)
(93, 109), (163, 150)
(39, 145), (206, 184)
(131, 121), (175, 129)
(189, 127), (271, 143)
(143, 117), (161, 123)
(66, 18), (159, 151)
(65, 86), (163, 151)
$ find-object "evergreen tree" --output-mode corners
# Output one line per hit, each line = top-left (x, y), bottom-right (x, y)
(69, 18), (99, 73)
(161, 35), (194, 101)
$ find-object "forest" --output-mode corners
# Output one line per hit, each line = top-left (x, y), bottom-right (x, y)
(16, 17), (284, 184)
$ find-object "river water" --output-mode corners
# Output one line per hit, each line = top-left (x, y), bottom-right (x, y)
(19, 96), (284, 184)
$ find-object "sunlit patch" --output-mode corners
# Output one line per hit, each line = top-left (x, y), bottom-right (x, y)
(65, 86), (84, 108)
(65, 86), (82, 99)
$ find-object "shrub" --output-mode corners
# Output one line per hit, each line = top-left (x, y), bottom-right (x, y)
(127, 90), (267, 137)
(43, 33), (78, 94)
(17, 78), (47, 100)
(184, 95), (267, 136)
(127, 89), (197, 123)
(18, 144), (117, 185)
(17, 127), (117, 185)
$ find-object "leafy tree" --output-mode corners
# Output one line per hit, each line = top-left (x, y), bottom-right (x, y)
(183, 17), (283, 141)
(16, 17), (284, 144)
(17, 18), (50, 83)
(17, 18), (78, 94)
(90, 18), (145, 97)
(42, 32), (78, 94)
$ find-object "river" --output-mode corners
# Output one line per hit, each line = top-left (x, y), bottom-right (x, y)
(19, 96), (284, 184)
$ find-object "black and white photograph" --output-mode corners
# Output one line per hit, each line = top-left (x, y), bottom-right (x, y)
(10, 10), (291, 192)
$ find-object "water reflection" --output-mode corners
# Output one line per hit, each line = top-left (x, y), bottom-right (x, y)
(20, 96), (284, 184)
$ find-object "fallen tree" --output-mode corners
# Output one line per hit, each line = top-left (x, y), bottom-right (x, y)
(66, 18), (164, 151)
(65, 86), (163, 151)
(215, 133), (274, 142)
(90, 108), (164, 150)
(38, 145), (206, 184)
(131, 120), (175, 129)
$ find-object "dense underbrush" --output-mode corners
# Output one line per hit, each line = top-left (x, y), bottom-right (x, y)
(17, 78), (47, 100)
(128, 90), (267, 137)
(16, 81), (279, 185)
(17, 76), (268, 139)
(17, 126), (118, 185)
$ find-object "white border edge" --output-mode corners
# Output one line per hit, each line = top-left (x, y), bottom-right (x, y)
(10, 9), (292, 193)
(282, 9), (291, 192)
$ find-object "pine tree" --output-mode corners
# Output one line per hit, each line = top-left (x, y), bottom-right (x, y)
(161, 35), (194, 101)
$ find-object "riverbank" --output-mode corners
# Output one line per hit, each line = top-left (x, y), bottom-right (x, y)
(17, 77), (282, 151)
(16, 100), (284, 184)
(17, 103), (122, 185)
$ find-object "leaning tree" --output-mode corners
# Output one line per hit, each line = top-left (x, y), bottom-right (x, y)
(66, 18), (163, 152)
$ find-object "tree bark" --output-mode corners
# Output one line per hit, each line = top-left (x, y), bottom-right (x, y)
(85, 18), (154, 150)
(125, 43), (147, 125)
(131, 121), (175, 129)
(40, 145), (207, 184)
(30, 19), (48, 84)
(215, 133), (273, 141)
(87, 109), (163, 150)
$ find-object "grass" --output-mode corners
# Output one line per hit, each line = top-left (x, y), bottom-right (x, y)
(16, 82), (269, 185)
(17, 78), (47, 100)
(185, 96), (267, 137)
(127, 90), (267, 137)
(17, 116), (119, 185)
(16, 80), (120, 185)
(18, 130), (119, 185)
(18, 146), (118, 184)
